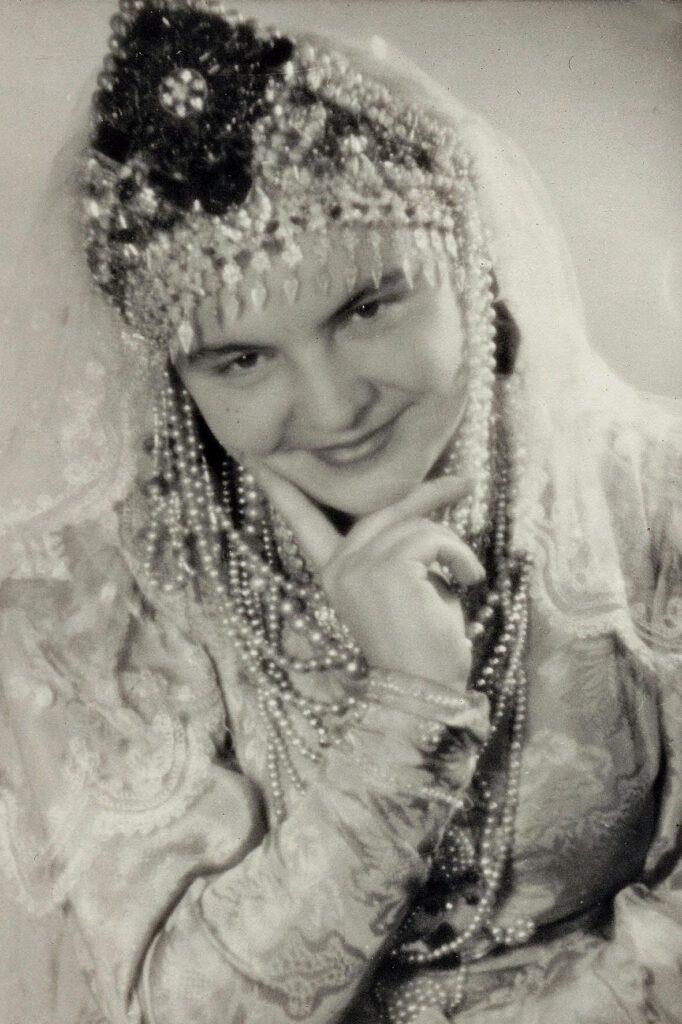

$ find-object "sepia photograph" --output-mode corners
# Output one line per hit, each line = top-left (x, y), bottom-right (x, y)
(0, 2), (680, 1022)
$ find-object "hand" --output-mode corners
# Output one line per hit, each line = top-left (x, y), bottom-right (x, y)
(256, 469), (484, 690)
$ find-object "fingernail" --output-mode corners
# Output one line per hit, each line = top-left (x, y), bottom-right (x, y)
(472, 562), (486, 583)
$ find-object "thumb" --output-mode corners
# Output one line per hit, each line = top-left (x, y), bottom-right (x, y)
(255, 466), (341, 569)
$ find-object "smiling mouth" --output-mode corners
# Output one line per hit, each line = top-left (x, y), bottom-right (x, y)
(312, 412), (404, 468)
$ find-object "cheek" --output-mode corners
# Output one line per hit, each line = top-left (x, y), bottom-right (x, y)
(391, 297), (464, 396)
(181, 376), (288, 458)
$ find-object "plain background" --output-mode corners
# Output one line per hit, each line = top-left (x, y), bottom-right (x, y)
(1, 0), (680, 398)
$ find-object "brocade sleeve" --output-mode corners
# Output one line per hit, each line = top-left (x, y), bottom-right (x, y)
(0, 525), (489, 1024)
(138, 684), (489, 1024)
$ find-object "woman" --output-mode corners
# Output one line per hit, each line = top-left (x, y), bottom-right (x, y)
(0, 2), (680, 1022)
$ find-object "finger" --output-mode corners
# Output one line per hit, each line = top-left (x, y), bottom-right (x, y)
(255, 466), (341, 569)
(381, 526), (485, 587)
(345, 475), (473, 553)
(363, 518), (484, 584)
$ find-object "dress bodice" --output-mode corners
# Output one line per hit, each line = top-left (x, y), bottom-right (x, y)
(210, 597), (661, 1015)
(0, 416), (679, 1024)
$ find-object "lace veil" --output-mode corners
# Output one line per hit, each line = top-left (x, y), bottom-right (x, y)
(1, 23), (680, 682)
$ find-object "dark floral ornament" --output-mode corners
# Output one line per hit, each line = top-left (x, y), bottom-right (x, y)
(93, 5), (294, 214)
(83, 4), (476, 360)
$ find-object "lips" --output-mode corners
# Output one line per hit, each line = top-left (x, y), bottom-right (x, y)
(312, 411), (403, 468)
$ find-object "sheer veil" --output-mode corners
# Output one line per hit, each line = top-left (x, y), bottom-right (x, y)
(0, 102), (141, 577)
(1, 25), (680, 686)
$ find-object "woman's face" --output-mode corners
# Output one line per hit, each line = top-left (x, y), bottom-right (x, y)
(175, 228), (467, 516)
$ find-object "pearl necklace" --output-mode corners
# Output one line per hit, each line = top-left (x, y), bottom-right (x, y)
(138, 367), (533, 1019)
(142, 369), (370, 820)
(380, 419), (534, 1023)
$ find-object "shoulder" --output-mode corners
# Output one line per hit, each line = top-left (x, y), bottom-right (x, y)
(0, 519), (237, 916)
(601, 397), (682, 669)
(0, 519), (140, 680)
(0, 516), (225, 736)
(597, 396), (681, 549)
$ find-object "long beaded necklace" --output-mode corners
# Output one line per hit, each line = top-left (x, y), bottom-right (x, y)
(142, 366), (370, 820)
(380, 413), (534, 1023)
(138, 366), (534, 1019)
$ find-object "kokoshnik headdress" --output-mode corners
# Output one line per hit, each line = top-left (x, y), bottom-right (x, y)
(83, 0), (489, 361)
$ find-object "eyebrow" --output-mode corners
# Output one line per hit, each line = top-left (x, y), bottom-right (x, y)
(184, 268), (408, 366)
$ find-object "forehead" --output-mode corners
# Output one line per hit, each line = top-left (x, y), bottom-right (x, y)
(195, 225), (418, 345)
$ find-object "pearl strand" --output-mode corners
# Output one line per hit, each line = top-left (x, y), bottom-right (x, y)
(142, 368), (371, 821)
(129, 203), (524, 1016)
(381, 414), (533, 1023)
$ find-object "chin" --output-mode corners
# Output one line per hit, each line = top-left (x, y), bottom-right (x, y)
(316, 489), (402, 517)
(295, 462), (429, 517)
(263, 414), (457, 517)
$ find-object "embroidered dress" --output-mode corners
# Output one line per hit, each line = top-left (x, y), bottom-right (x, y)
(0, 411), (680, 1023)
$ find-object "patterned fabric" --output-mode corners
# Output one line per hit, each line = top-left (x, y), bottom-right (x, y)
(0, 417), (680, 1023)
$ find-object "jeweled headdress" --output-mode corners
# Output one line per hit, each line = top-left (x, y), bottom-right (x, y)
(83, 0), (486, 358)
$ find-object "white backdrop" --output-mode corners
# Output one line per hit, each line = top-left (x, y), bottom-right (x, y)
(1, 0), (680, 397)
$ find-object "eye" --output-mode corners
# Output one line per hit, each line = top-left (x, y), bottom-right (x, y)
(353, 298), (381, 320)
(213, 350), (270, 378)
(342, 289), (407, 335)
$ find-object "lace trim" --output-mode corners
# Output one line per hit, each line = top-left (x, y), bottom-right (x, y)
(0, 715), (214, 916)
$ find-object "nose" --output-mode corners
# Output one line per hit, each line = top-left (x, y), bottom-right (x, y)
(290, 340), (378, 440)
